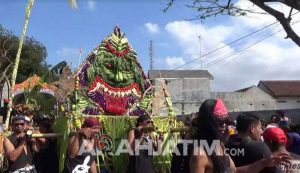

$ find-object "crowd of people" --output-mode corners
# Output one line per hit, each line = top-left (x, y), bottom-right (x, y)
(1, 114), (58, 173)
(171, 98), (300, 173)
(1, 97), (300, 173)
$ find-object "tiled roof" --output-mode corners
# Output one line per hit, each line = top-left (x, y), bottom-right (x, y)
(258, 80), (300, 97)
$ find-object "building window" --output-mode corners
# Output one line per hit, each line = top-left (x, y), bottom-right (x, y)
(277, 101), (287, 103)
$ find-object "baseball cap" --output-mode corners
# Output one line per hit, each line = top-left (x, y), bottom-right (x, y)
(263, 127), (287, 144)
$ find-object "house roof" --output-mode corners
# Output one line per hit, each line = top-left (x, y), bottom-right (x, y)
(235, 85), (255, 92)
(258, 80), (300, 97)
(148, 70), (214, 80)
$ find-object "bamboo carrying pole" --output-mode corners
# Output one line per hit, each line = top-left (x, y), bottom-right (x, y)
(31, 133), (62, 138)
(29, 131), (77, 138)
(28, 127), (190, 138)
(170, 127), (190, 133)
(140, 126), (158, 133)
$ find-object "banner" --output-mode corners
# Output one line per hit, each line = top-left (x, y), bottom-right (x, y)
(1, 79), (9, 107)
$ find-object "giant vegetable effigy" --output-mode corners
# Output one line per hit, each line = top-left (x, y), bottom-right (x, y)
(74, 26), (152, 116)
(53, 26), (181, 173)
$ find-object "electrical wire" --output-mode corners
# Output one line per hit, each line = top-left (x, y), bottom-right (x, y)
(203, 19), (300, 69)
(158, 11), (300, 77)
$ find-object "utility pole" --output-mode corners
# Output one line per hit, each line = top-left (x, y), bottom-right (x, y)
(198, 35), (202, 70)
(150, 40), (154, 70)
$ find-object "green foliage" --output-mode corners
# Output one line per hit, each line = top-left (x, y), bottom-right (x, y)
(53, 115), (71, 173)
(13, 92), (57, 115)
(0, 24), (52, 84)
(96, 116), (180, 173)
(17, 37), (48, 83)
(0, 25), (59, 114)
(101, 116), (131, 173)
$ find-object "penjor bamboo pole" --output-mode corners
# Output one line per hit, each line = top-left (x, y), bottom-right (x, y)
(5, 0), (35, 130)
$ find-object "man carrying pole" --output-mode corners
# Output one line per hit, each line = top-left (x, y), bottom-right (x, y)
(3, 115), (40, 173)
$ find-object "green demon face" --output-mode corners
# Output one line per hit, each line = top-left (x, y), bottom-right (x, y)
(98, 53), (135, 87)
(76, 26), (151, 115)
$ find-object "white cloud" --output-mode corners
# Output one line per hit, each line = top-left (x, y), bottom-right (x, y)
(210, 40), (300, 91)
(234, 0), (300, 36)
(165, 21), (234, 58)
(164, 21), (234, 67)
(145, 23), (160, 34)
(165, 56), (185, 69)
(234, 0), (275, 28)
(86, 0), (96, 11)
(161, 13), (299, 92)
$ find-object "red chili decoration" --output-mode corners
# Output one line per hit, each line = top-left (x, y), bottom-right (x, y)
(105, 41), (130, 57)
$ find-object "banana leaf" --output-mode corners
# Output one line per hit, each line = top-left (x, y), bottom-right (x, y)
(53, 115), (71, 173)
(152, 117), (179, 173)
(101, 116), (131, 173)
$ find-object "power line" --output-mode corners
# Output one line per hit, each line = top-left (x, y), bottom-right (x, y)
(163, 21), (279, 72)
(204, 19), (300, 68)
(203, 19), (300, 69)
(202, 23), (282, 68)
(159, 11), (300, 77)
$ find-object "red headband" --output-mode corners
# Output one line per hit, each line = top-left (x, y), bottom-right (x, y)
(213, 97), (228, 117)
(82, 117), (101, 128)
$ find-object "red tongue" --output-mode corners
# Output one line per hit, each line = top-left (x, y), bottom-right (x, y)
(104, 93), (128, 115)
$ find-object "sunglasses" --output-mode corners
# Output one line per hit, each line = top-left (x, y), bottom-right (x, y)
(145, 120), (153, 125)
(14, 123), (25, 126)
(215, 118), (230, 126)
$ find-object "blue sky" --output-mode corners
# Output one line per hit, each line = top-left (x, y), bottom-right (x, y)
(0, 0), (201, 68)
(1, 0), (300, 91)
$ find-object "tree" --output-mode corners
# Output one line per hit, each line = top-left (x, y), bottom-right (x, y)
(0, 25), (50, 85)
(0, 25), (17, 85)
(164, 0), (300, 46)
(4, 0), (78, 129)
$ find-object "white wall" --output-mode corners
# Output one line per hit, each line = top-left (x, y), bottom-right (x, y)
(211, 86), (277, 112)
(276, 97), (300, 110)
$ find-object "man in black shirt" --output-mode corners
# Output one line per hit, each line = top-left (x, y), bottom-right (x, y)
(4, 115), (40, 173)
(34, 117), (59, 173)
(226, 113), (281, 173)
